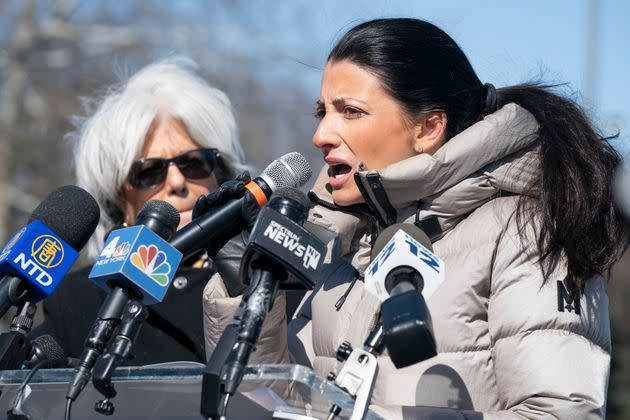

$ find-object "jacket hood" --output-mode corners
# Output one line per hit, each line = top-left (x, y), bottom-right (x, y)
(309, 103), (540, 259)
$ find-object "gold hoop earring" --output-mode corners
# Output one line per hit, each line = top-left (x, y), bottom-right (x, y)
(415, 144), (424, 154)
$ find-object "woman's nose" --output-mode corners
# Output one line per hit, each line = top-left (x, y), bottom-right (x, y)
(163, 162), (188, 195)
(312, 117), (340, 152)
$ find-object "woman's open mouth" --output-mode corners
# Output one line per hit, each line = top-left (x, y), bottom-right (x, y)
(328, 163), (353, 188)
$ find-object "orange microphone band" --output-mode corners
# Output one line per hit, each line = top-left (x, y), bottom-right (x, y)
(245, 181), (268, 207)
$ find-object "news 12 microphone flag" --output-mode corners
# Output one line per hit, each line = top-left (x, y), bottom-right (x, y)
(365, 229), (445, 302)
(0, 220), (79, 302)
(89, 225), (182, 305)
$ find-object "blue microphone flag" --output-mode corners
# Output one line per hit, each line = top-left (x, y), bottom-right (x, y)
(0, 220), (79, 302)
(89, 225), (182, 305)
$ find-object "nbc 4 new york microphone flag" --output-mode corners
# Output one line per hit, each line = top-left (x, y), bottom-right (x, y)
(89, 225), (182, 305)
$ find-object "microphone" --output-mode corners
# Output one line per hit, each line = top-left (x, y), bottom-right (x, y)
(200, 188), (325, 418)
(8, 335), (77, 418)
(238, 188), (325, 289)
(66, 200), (182, 403)
(89, 200), (182, 305)
(365, 223), (445, 301)
(25, 334), (64, 366)
(0, 185), (100, 315)
(24, 334), (77, 369)
(0, 186), (98, 371)
(365, 223), (444, 368)
(170, 152), (312, 260)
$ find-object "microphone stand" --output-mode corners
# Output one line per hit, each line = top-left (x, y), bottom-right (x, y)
(200, 191), (324, 419)
(66, 286), (130, 403)
(216, 261), (283, 419)
(0, 276), (30, 318)
(326, 289), (436, 419)
(0, 300), (37, 370)
(325, 322), (384, 420)
(200, 309), (241, 419)
(92, 299), (148, 416)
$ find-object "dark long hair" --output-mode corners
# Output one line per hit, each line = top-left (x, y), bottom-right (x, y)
(329, 18), (628, 293)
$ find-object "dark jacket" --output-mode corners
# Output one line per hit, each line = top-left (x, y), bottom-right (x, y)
(31, 264), (212, 365)
(30, 233), (306, 365)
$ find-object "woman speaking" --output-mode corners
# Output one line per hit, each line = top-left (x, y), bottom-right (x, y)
(203, 18), (627, 418)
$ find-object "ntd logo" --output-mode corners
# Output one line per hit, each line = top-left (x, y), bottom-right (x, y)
(10, 233), (66, 286)
(12, 252), (54, 286)
(31, 235), (64, 269)
(130, 244), (171, 286)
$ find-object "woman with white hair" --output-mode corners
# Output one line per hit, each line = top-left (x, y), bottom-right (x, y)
(31, 58), (288, 364)
(74, 57), (248, 257)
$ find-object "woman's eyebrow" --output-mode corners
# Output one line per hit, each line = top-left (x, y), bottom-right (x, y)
(316, 97), (369, 108)
(332, 98), (347, 108)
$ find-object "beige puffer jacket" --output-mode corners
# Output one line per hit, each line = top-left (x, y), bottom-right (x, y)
(203, 104), (611, 419)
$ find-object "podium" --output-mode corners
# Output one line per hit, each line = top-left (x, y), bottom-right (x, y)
(0, 362), (383, 419)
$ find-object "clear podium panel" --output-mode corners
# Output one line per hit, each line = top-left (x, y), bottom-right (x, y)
(240, 364), (383, 420)
(0, 362), (270, 419)
(0, 362), (383, 419)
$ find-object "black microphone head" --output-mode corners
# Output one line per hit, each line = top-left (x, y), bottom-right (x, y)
(372, 223), (433, 260)
(135, 200), (180, 241)
(28, 185), (100, 251)
(268, 187), (310, 225)
(29, 334), (65, 365)
(260, 152), (312, 191)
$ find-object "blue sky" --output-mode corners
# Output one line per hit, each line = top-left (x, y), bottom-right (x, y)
(187, 0), (629, 157)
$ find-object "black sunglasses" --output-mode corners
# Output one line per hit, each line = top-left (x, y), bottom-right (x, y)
(128, 148), (220, 189)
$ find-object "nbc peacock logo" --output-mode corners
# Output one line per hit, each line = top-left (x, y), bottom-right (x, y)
(130, 244), (171, 286)
(114, 241), (130, 257)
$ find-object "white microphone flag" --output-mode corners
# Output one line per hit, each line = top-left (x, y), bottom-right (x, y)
(364, 229), (445, 301)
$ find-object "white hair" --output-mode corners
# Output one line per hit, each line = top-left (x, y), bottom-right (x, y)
(70, 57), (248, 258)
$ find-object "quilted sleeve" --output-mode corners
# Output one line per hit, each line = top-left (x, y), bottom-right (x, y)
(484, 203), (611, 419)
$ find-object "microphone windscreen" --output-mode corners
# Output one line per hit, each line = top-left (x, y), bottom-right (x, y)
(270, 187), (310, 208)
(31, 334), (65, 360)
(28, 185), (100, 251)
(261, 152), (312, 190)
(372, 223), (433, 259)
(269, 187), (310, 226)
(137, 199), (180, 236)
(138, 200), (180, 228)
